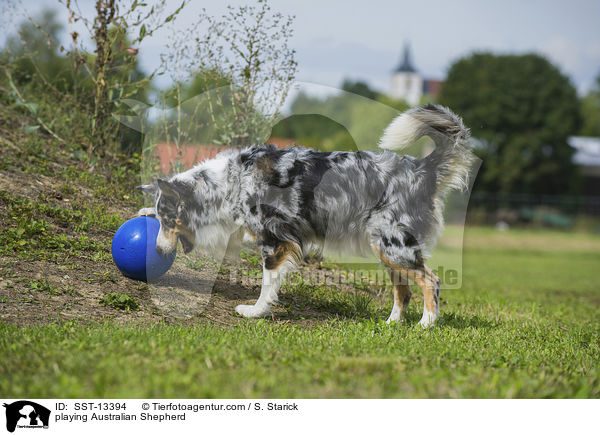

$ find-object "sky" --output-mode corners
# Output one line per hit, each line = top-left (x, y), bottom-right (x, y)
(4, 0), (600, 95)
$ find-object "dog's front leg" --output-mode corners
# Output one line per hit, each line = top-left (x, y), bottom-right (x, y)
(236, 265), (288, 318)
(236, 242), (299, 318)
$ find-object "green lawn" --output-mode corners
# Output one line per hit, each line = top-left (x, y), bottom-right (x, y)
(1, 226), (599, 398)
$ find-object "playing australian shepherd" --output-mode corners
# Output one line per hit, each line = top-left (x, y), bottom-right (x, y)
(137, 104), (475, 327)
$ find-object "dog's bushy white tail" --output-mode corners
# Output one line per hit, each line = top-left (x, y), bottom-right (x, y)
(379, 104), (474, 195)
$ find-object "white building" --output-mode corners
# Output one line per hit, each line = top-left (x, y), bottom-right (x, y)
(390, 43), (423, 106)
(568, 136), (600, 196)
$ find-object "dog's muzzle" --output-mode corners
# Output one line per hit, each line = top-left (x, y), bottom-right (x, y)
(156, 228), (178, 254)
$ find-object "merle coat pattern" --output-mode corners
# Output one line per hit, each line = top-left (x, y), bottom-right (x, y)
(138, 104), (474, 327)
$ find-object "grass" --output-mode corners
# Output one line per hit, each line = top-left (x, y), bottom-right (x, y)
(99, 292), (140, 312)
(0, 190), (113, 261)
(280, 280), (380, 319)
(0, 87), (598, 398)
(1, 227), (598, 398)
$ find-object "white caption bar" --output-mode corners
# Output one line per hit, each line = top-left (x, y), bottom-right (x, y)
(0, 399), (596, 435)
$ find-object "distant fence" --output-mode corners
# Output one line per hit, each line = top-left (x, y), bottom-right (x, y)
(468, 192), (600, 220)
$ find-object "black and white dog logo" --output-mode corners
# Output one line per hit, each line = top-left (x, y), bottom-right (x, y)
(3, 401), (50, 432)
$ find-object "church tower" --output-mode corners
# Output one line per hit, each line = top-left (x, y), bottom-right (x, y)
(390, 43), (423, 105)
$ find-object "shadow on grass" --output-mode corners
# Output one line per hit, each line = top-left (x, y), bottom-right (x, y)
(211, 277), (259, 300)
(438, 312), (500, 330)
(151, 275), (216, 294)
(205, 273), (500, 329)
(276, 281), (387, 321)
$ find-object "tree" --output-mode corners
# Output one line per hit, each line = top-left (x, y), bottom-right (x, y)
(341, 79), (377, 100)
(1, 10), (70, 89)
(161, 0), (297, 147)
(0, 8), (90, 144)
(272, 82), (409, 152)
(1, 2), (188, 154)
(63, 0), (187, 151)
(439, 52), (581, 195)
(157, 68), (236, 151)
(580, 73), (600, 137)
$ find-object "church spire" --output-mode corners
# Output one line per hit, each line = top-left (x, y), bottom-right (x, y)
(394, 42), (416, 73)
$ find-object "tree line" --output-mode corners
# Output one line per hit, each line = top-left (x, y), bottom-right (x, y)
(1, 1), (598, 196)
(275, 55), (600, 197)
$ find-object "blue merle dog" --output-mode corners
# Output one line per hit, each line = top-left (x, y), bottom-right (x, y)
(138, 104), (474, 327)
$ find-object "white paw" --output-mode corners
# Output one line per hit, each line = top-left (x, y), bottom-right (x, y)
(235, 304), (270, 318)
(136, 207), (156, 217)
(418, 310), (438, 328)
(386, 305), (402, 324)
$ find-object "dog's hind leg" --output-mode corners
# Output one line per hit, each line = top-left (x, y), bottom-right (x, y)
(386, 268), (412, 324)
(235, 241), (301, 318)
(372, 242), (440, 327)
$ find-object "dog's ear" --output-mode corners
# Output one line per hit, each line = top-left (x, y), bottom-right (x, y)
(157, 178), (180, 200)
(136, 183), (158, 196)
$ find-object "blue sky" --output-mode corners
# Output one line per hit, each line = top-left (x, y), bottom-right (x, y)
(5, 0), (600, 94)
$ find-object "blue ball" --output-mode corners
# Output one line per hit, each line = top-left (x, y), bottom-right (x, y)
(111, 216), (176, 282)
